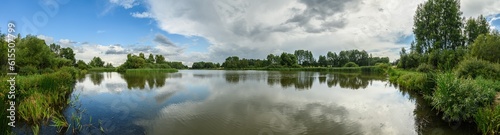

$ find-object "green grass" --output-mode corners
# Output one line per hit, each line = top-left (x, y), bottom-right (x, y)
(88, 67), (116, 72)
(432, 72), (495, 122)
(125, 68), (178, 73)
(475, 105), (500, 135)
(0, 67), (81, 134)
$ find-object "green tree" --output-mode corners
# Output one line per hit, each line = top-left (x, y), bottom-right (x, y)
(294, 50), (315, 66)
(105, 63), (114, 68)
(326, 51), (338, 67)
(147, 54), (155, 64)
(267, 54), (280, 65)
(470, 32), (500, 63)
(89, 57), (105, 67)
(60, 47), (76, 65)
(464, 15), (490, 46)
(16, 35), (55, 70)
(155, 55), (166, 64)
(317, 55), (328, 67)
(280, 52), (297, 67)
(222, 56), (240, 68)
(413, 0), (463, 52)
(49, 43), (61, 55)
(76, 60), (89, 70)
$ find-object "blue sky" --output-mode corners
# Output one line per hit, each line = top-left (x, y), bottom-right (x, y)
(1, 0), (500, 66)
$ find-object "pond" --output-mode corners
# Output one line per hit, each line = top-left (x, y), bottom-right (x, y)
(20, 70), (477, 134)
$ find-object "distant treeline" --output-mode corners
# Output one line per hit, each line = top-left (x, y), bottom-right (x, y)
(116, 53), (187, 72)
(191, 49), (389, 69)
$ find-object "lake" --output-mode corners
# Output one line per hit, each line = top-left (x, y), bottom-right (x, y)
(20, 70), (477, 134)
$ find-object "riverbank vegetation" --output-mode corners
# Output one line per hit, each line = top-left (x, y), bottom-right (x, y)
(389, 0), (500, 134)
(116, 53), (186, 73)
(0, 34), (89, 134)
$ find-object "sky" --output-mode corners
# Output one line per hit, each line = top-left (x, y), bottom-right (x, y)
(1, 0), (500, 66)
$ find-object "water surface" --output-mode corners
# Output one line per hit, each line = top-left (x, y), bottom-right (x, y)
(32, 70), (478, 134)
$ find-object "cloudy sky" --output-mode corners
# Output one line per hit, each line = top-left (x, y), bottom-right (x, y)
(1, 0), (500, 66)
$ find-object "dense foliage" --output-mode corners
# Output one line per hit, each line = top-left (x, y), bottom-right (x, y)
(470, 32), (500, 63)
(221, 49), (389, 69)
(455, 58), (500, 80)
(432, 73), (495, 122)
(117, 53), (187, 72)
(399, 0), (494, 70)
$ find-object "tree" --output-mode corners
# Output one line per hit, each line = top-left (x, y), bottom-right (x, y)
(267, 54), (280, 65)
(412, 0), (466, 70)
(294, 50), (315, 66)
(326, 51), (338, 67)
(105, 63), (114, 68)
(76, 60), (89, 70)
(317, 55), (328, 67)
(470, 32), (500, 63)
(155, 55), (166, 64)
(147, 54), (155, 64)
(89, 57), (105, 67)
(222, 56), (240, 68)
(60, 47), (76, 65)
(414, 0), (463, 52)
(16, 35), (55, 70)
(280, 52), (297, 67)
(49, 43), (61, 55)
(464, 15), (490, 46)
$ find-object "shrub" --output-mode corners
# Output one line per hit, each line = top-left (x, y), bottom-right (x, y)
(291, 64), (302, 68)
(432, 73), (495, 122)
(416, 63), (434, 73)
(455, 58), (500, 80)
(375, 63), (390, 70)
(343, 62), (359, 67)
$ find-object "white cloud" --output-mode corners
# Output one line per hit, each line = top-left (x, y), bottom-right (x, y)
(37, 35), (54, 45)
(109, 0), (137, 9)
(461, 0), (500, 18)
(143, 0), (432, 62)
(131, 12), (152, 18)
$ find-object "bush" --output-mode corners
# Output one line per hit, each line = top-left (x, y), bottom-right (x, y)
(416, 63), (434, 73)
(343, 62), (359, 67)
(475, 106), (500, 135)
(455, 58), (500, 80)
(375, 63), (390, 70)
(432, 73), (495, 122)
(291, 64), (302, 68)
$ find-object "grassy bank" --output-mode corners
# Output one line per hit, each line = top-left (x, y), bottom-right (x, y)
(125, 68), (178, 73)
(388, 66), (500, 134)
(0, 67), (84, 134)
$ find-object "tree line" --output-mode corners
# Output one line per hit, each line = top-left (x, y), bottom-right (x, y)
(398, 0), (499, 70)
(0, 34), (187, 75)
(190, 49), (390, 69)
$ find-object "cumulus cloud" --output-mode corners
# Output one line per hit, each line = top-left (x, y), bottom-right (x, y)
(461, 0), (500, 18)
(143, 0), (437, 62)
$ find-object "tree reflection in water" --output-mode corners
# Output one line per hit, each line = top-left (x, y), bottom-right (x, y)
(120, 72), (182, 89)
(89, 72), (104, 85)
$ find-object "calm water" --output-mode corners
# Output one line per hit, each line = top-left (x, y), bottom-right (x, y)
(22, 70), (478, 134)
